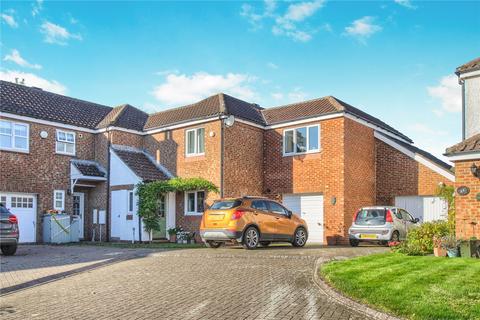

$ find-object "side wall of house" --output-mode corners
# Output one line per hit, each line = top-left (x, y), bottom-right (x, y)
(223, 121), (264, 197)
(454, 159), (480, 239)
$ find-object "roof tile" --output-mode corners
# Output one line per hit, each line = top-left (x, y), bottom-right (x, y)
(445, 134), (480, 156)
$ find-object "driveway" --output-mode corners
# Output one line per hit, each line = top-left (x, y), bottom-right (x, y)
(1, 244), (387, 320)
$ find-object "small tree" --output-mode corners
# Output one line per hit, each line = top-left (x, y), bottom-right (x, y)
(436, 184), (455, 235)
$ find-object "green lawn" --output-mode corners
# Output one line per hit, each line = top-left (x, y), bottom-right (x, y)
(320, 253), (480, 320)
(67, 241), (204, 249)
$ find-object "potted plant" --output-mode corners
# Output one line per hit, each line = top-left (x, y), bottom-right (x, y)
(433, 236), (447, 257)
(441, 235), (460, 257)
(167, 227), (177, 243)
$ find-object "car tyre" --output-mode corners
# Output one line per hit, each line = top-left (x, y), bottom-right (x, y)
(292, 227), (308, 247)
(1, 244), (17, 256)
(349, 239), (360, 247)
(391, 231), (400, 242)
(205, 241), (222, 249)
(243, 226), (259, 250)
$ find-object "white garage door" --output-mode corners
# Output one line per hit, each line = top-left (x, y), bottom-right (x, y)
(395, 196), (448, 222)
(283, 194), (324, 243)
(0, 193), (37, 243)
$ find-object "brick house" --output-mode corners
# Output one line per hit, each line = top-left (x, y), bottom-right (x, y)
(445, 57), (480, 239)
(0, 80), (454, 244)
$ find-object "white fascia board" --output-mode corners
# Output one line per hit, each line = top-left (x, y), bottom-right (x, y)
(97, 126), (144, 135)
(345, 113), (412, 144)
(265, 113), (344, 130)
(1, 112), (98, 133)
(446, 152), (480, 161)
(374, 131), (455, 182)
(235, 118), (265, 129)
(459, 69), (480, 80)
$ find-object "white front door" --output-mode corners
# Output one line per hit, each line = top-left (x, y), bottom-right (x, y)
(0, 193), (37, 243)
(73, 192), (85, 238)
(111, 190), (127, 239)
(283, 194), (324, 243)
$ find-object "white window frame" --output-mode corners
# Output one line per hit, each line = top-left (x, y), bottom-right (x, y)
(283, 124), (320, 156)
(55, 129), (76, 156)
(0, 120), (29, 153)
(184, 191), (205, 216)
(185, 127), (205, 157)
(53, 190), (65, 211)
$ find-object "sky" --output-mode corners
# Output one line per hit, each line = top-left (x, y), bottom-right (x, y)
(1, 0), (479, 163)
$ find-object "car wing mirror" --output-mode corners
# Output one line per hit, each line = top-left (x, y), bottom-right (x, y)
(414, 218), (419, 223)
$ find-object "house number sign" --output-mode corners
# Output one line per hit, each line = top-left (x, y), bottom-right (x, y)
(457, 186), (470, 196)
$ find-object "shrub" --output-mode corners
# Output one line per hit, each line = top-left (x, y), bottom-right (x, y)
(392, 221), (450, 255)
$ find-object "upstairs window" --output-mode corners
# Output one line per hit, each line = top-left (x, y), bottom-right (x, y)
(283, 125), (320, 155)
(0, 120), (29, 152)
(56, 130), (76, 155)
(185, 128), (205, 156)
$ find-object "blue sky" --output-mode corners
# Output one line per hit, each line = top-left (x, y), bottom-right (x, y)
(1, 1), (479, 162)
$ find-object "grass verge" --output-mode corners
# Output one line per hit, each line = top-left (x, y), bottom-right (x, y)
(320, 253), (480, 320)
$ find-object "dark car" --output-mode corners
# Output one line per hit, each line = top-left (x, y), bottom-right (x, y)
(0, 203), (19, 255)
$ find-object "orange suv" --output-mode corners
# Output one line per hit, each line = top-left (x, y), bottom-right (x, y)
(200, 197), (308, 249)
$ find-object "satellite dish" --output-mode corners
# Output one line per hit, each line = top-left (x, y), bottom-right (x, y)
(224, 115), (235, 127)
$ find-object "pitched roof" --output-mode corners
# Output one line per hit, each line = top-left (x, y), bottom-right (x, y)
(445, 134), (480, 156)
(456, 57), (480, 75)
(72, 160), (106, 177)
(0, 80), (112, 129)
(96, 104), (148, 131)
(377, 132), (452, 172)
(143, 93), (265, 130)
(262, 96), (412, 143)
(112, 146), (170, 181)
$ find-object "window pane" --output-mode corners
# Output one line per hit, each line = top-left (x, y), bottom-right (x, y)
(0, 135), (12, 148)
(66, 133), (75, 142)
(129, 192), (134, 212)
(296, 127), (307, 153)
(56, 200), (63, 208)
(284, 130), (294, 153)
(66, 143), (75, 154)
(268, 202), (287, 215)
(308, 126), (319, 150)
(197, 191), (205, 213)
(197, 128), (205, 154)
(0, 121), (12, 135)
(56, 192), (63, 200)
(58, 131), (66, 141)
(56, 142), (65, 153)
(186, 130), (195, 154)
(187, 193), (195, 212)
(14, 124), (27, 137)
(14, 136), (27, 149)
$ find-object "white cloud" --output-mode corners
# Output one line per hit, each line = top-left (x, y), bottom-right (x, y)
(271, 92), (284, 100)
(394, 0), (417, 9)
(267, 62), (279, 70)
(284, 0), (325, 21)
(155, 69), (179, 76)
(40, 21), (82, 45)
(32, 0), (43, 17)
(344, 16), (382, 44)
(287, 87), (308, 102)
(152, 72), (257, 106)
(0, 70), (67, 94)
(1, 12), (18, 28)
(427, 74), (461, 113)
(4, 49), (42, 70)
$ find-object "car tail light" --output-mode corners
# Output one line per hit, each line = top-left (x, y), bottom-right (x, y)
(386, 210), (393, 223)
(8, 214), (18, 224)
(231, 210), (245, 220)
(353, 210), (359, 222)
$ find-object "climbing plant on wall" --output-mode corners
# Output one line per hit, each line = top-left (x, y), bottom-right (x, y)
(436, 184), (455, 234)
(136, 177), (219, 234)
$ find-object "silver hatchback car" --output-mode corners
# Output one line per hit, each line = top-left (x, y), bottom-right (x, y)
(348, 206), (419, 246)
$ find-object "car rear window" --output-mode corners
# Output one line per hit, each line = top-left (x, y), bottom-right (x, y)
(355, 209), (387, 226)
(0, 205), (10, 215)
(210, 200), (242, 210)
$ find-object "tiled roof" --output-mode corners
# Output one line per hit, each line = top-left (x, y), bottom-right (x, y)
(72, 161), (106, 177)
(112, 147), (170, 181)
(262, 96), (412, 143)
(456, 57), (480, 75)
(0, 80), (112, 129)
(378, 132), (453, 172)
(445, 134), (480, 156)
(96, 104), (148, 131)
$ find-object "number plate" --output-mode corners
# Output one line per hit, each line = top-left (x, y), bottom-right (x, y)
(360, 234), (377, 239)
(208, 215), (224, 221)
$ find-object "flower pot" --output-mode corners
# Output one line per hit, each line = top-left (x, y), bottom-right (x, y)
(169, 234), (176, 243)
(446, 248), (459, 258)
(434, 247), (446, 257)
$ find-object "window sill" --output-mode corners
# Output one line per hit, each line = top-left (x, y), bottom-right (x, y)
(0, 147), (29, 154)
(56, 152), (76, 156)
(185, 153), (205, 158)
(283, 149), (321, 157)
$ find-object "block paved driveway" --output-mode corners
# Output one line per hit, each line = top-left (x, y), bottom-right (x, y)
(0, 244), (387, 320)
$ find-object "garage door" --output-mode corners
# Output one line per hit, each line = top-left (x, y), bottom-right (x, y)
(283, 194), (324, 243)
(0, 193), (37, 243)
(395, 196), (448, 222)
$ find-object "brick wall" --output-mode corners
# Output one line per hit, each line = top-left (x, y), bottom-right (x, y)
(224, 122), (264, 197)
(454, 159), (480, 239)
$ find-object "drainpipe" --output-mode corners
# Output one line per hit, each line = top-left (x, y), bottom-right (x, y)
(220, 118), (225, 198)
(105, 129), (111, 242)
(460, 78), (465, 140)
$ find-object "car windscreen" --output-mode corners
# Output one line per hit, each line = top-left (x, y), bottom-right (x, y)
(210, 200), (242, 210)
(355, 209), (387, 226)
(0, 205), (10, 215)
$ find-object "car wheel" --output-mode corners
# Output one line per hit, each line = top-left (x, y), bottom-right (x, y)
(260, 241), (271, 247)
(205, 241), (222, 248)
(391, 231), (400, 242)
(243, 226), (259, 250)
(1, 245), (17, 256)
(292, 227), (307, 247)
(349, 239), (360, 247)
